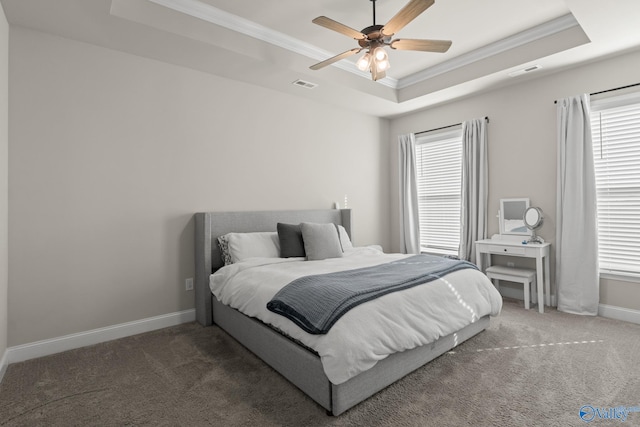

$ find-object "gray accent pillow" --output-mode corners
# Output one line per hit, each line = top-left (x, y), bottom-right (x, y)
(277, 223), (306, 258)
(300, 222), (343, 261)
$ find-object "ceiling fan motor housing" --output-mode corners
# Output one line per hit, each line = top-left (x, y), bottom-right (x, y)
(358, 25), (390, 48)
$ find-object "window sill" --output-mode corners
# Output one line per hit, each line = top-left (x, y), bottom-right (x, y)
(600, 271), (640, 283)
(421, 248), (458, 257)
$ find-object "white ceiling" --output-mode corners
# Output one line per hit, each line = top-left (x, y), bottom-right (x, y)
(2, 0), (640, 118)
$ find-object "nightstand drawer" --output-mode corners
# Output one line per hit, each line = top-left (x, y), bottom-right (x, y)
(485, 245), (526, 255)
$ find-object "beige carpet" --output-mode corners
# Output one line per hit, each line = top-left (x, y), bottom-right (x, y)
(1, 300), (639, 427)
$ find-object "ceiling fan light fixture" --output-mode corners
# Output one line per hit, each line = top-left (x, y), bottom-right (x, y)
(376, 59), (390, 72)
(370, 47), (390, 73)
(375, 57), (390, 72)
(373, 46), (388, 61)
(356, 52), (372, 71)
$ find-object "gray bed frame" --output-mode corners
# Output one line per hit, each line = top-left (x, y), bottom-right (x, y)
(194, 209), (489, 415)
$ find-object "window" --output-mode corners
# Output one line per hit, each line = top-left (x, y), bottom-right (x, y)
(415, 127), (462, 256)
(590, 92), (640, 277)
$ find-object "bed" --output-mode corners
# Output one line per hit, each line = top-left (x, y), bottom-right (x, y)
(194, 209), (502, 415)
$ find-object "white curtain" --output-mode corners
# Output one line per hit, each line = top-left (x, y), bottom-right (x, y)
(556, 94), (599, 315)
(459, 118), (488, 264)
(398, 133), (421, 254)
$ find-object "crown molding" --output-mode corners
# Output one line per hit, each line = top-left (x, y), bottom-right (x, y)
(397, 14), (580, 88)
(148, 0), (577, 92)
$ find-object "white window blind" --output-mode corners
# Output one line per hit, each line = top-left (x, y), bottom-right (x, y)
(415, 128), (462, 255)
(591, 92), (640, 276)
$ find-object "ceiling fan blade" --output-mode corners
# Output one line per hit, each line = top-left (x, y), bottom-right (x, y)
(381, 0), (435, 37)
(390, 38), (452, 53)
(312, 16), (366, 40)
(309, 48), (363, 70)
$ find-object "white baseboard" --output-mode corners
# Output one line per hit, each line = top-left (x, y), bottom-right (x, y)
(0, 348), (8, 383)
(2, 303), (636, 374)
(6, 309), (196, 365)
(598, 304), (640, 325)
(501, 288), (639, 323)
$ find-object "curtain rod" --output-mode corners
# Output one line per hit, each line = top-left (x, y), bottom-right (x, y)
(553, 82), (640, 104)
(415, 116), (489, 136)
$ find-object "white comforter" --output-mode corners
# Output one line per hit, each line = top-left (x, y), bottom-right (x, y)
(210, 247), (502, 385)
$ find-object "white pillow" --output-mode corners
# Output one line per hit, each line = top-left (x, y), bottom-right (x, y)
(224, 232), (280, 263)
(337, 225), (353, 250)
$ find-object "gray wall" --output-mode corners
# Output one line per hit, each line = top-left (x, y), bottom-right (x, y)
(389, 48), (640, 311)
(6, 22), (640, 349)
(8, 27), (390, 346)
(0, 4), (8, 363)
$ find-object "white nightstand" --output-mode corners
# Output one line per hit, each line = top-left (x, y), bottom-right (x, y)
(475, 239), (551, 313)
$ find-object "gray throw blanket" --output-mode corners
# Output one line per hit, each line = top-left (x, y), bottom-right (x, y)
(266, 254), (478, 335)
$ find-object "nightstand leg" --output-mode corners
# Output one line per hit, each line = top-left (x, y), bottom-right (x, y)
(544, 255), (551, 308)
(536, 256), (544, 313)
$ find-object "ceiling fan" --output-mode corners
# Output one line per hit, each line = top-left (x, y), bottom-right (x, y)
(309, 0), (451, 81)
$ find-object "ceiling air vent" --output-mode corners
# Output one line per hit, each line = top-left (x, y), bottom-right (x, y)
(508, 64), (542, 77)
(292, 79), (318, 89)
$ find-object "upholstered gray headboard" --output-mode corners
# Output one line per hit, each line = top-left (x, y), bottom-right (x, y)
(194, 209), (352, 326)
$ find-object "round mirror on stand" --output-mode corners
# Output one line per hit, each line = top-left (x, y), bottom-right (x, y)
(523, 206), (545, 243)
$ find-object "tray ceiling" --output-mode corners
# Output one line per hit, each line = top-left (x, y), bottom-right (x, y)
(2, 0), (640, 117)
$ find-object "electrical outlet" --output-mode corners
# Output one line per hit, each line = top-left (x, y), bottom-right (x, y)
(507, 262), (515, 268)
(185, 278), (194, 291)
